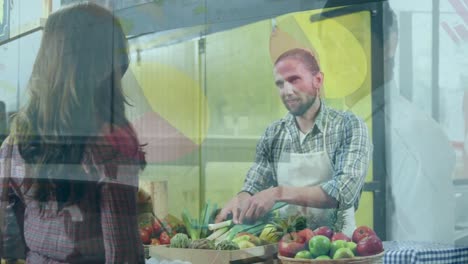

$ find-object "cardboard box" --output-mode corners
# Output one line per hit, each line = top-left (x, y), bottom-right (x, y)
(149, 244), (278, 264)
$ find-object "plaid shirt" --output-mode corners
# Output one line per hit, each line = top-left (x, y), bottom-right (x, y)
(241, 102), (372, 211)
(0, 126), (145, 264)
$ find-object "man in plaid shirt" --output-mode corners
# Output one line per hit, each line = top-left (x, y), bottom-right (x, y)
(216, 48), (372, 236)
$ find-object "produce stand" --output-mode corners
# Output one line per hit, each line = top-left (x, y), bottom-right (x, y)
(146, 241), (468, 264)
(148, 244), (278, 264)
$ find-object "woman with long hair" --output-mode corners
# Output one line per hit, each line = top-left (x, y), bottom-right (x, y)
(0, 2), (146, 263)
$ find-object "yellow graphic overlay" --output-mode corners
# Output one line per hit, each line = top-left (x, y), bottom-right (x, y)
(273, 10), (368, 99)
(130, 60), (208, 145)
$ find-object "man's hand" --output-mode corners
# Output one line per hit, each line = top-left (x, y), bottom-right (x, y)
(239, 188), (278, 224)
(215, 192), (252, 224)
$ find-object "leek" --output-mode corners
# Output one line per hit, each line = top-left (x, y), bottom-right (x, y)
(182, 209), (199, 240)
(225, 221), (265, 241)
(208, 220), (233, 231)
(200, 201), (218, 238)
(214, 229), (231, 245)
(206, 226), (229, 240)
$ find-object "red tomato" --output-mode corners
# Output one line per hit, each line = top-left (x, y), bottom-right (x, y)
(152, 220), (162, 236)
(159, 231), (171, 245)
(143, 225), (153, 236)
(140, 229), (151, 245)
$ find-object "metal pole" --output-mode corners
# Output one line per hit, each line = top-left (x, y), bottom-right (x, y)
(432, 0), (440, 122)
(370, 1), (387, 241)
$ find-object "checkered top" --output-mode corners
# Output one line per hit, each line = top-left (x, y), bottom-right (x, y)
(383, 241), (468, 264)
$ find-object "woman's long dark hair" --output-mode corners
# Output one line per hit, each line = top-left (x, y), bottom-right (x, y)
(10, 2), (145, 207)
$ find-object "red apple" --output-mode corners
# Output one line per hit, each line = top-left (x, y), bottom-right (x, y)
(152, 220), (162, 236)
(140, 229), (151, 244)
(297, 228), (315, 242)
(313, 226), (333, 239)
(278, 232), (307, 257)
(331, 232), (351, 242)
(159, 231), (171, 245)
(352, 226), (376, 243)
(356, 235), (383, 256)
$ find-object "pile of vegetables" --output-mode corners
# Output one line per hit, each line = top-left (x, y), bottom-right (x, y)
(181, 201), (219, 241)
(141, 201), (294, 250)
(138, 188), (192, 246)
(139, 213), (187, 246)
(170, 202), (289, 250)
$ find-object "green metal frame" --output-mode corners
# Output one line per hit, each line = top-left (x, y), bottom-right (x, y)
(0, 0), (9, 42)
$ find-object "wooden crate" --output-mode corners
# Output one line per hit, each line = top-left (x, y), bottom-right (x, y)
(149, 244), (278, 264)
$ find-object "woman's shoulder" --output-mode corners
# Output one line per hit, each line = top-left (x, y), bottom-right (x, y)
(0, 136), (9, 157)
(0, 136), (27, 181)
(0, 136), (17, 159)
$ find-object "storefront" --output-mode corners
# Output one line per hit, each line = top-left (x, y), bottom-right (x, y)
(0, 0), (467, 263)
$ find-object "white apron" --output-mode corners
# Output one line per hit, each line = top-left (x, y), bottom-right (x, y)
(277, 118), (356, 237)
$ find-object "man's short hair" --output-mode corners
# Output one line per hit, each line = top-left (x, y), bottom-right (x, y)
(274, 48), (321, 74)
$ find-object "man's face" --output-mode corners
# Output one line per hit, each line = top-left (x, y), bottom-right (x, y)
(274, 58), (323, 116)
